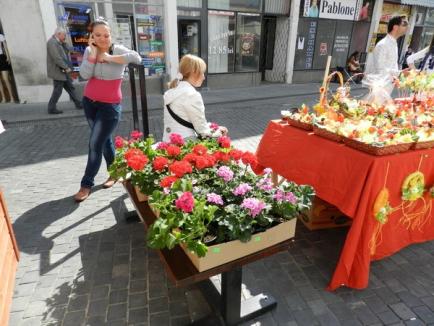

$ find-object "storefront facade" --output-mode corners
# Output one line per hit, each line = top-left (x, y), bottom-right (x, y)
(409, 6), (434, 53)
(177, 0), (290, 88)
(291, 0), (375, 83)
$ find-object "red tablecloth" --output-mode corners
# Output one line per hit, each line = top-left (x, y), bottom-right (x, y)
(255, 120), (434, 290)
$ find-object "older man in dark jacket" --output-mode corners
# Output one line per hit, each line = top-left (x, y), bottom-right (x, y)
(47, 27), (82, 114)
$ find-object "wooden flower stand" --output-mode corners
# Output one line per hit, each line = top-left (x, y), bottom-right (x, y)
(0, 190), (20, 326)
(124, 182), (293, 325)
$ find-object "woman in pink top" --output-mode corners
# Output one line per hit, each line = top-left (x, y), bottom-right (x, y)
(74, 18), (141, 202)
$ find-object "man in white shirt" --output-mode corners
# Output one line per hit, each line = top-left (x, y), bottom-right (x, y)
(365, 16), (408, 94)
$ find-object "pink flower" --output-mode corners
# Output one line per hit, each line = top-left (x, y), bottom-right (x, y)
(130, 130), (143, 140)
(114, 136), (125, 149)
(218, 136), (231, 148)
(257, 178), (273, 191)
(233, 183), (252, 196)
(273, 190), (285, 202)
(207, 193), (224, 205)
(175, 192), (195, 213)
(241, 198), (266, 217)
(285, 192), (297, 204)
(210, 122), (220, 131)
(169, 133), (185, 146)
(217, 166), (234, 182)
(156, 142), (169, 150)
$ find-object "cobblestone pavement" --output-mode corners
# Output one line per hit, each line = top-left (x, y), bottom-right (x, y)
(3, 93), (434, 325)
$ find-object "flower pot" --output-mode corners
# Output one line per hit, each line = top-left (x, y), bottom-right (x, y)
(134, 186), (148, 202)
(181, 218), (296, 272)
(0, 191), (19, 326)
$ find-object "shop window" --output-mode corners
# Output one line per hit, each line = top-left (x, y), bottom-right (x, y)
(264, 0), (289, 15)
(177, 0), (202, 8)
(331, 21), (352, 69)
(348, 21), (370, 60)
(208, 0), (262, 13)
(235, 13), (261, 72)
(294, 18), (318, 70)
(312, 20), (335, 70)
(421, 28), (434, 49)
(208, 10), (236, 73)
(135, 4), (165, 76)
(426, 9), (434, 26)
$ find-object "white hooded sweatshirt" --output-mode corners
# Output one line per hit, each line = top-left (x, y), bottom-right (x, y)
(162, 81), (221, 142)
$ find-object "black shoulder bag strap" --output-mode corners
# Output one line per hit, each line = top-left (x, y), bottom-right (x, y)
(418, 52), (432, 70)
(166, 104), (205, 140)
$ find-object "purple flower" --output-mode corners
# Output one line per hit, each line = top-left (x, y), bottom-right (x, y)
(207, 193), (224, 205)
(257, 178), (273, 191)
(241, 198), (266, 217)
(163, 188), (170, 195)
(217, 166), (234, 182)
(273, 190), (285, 202)
(263, 168), (272, 175)
(233, 183), (252, 196)
(285, 192), (297, 204)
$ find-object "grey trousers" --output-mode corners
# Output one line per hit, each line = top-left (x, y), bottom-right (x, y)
(48, 76), (81, 112)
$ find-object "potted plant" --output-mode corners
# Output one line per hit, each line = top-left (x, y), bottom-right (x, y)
(110, 130), (314, 270)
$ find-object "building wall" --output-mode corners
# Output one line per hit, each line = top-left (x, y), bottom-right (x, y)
(0, 0), (66, 103)
(265, 17), (289, 83)
(207, 72), (261, 89)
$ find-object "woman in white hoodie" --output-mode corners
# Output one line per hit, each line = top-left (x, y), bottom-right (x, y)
(162, 54), (227, 142)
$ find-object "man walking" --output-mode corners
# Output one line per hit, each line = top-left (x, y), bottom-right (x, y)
(47, 27), (82, 114)
(365, 15), (408, 94)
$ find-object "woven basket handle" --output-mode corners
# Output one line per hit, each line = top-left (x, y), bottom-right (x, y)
(319, 71), (344, 106)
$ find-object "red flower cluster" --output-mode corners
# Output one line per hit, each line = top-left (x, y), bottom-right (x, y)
(175, 192), (195, 213)
(218, 136), (231, 148)
(125, 148), (148, 171)
(213, 151), (230, 163)
(156, 142), (169, 150)
(192, 144), (207, 155)
(152, 156), (169, 171)
(166, 145), (181, 157)
(114, 136), (125, 149)
(169, 160), (193, 177)
(229, 149), (243, 161)
(169, 133), (185, 146)
(160, 176), (178, 188)
(210, 122), (220, 131)
(241, 151), (257, 167)
(130, 130), (143, 140)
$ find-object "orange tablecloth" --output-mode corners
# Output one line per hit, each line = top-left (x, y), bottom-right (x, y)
(255, 121), (434, 290)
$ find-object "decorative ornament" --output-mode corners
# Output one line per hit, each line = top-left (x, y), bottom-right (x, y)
(401, 171), (425, 202)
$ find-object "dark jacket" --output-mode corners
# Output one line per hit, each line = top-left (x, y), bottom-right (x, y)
(46, 36), (70, 81)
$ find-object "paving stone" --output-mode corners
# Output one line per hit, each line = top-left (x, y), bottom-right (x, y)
(109, 289), (128, 304)
(149, 296), (169, 314)
(412, 306), (434, 324)
(87, 299), (109, 317)
(90, 285), (110, 301)
(128, 307), (149, 324)
(377, 308), (401, 325)
(389, 303), (417, 321)
(68, 294), (89, 311)
(149, 311), (171, 326)
(107, 303), (127, 321)
(63, 310), (86, 326)
(129, 292), (148, 309)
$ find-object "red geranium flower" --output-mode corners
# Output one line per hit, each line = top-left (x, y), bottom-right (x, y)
(229, 149), (243, 161)
(152, 156), (169, 171)
(156, 142), (169, 150)
(114, 136), (125, 149)
(130, 130), (143, 140)
(183, 153), (198, 163)
(166, 145), (181, 157)
(204, 154), (216, 167)
(218, 136), (231, 148)
(195, 156), (209, 170)
(192, 144), (208, 156)
(241, 151), (257, 166)
(175, 192), (195, 213)
(160, 176), (178, 188)
(124, 148), (148, 171)
(169, 160), (193, 177)
(169, 133), (185, 146)
(210, 122), (219, 131)
(213, 151), (230, 163)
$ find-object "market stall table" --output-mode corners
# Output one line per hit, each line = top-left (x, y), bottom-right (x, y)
(255, 120), (434, 290)
(124, 182), (293, 325)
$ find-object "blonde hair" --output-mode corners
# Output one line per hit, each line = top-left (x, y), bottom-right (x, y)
(169, 54), (206, 89)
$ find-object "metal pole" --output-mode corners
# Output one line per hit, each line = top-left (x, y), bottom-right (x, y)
(138, 65), (149, 136)
(128, 63), (139, 131)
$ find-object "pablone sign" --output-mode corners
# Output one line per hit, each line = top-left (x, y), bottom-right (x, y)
(304, 0), (362, 21)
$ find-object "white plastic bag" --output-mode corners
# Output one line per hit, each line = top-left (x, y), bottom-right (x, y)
(362, 74), (393, 106)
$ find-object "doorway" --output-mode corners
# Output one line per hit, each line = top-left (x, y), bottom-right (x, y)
(178, 19), (201, 59)
(260, 16), (276, 81)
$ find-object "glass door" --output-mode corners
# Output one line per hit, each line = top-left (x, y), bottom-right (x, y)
(178, 20), (201, 59)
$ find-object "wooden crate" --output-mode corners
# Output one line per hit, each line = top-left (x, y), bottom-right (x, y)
(0, 191), (19, 326)
(298, 196), (352, 230)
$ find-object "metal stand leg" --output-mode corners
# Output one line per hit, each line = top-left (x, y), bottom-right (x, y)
(192, 267), (277, 326)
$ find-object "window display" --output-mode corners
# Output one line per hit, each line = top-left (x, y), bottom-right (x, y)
(136, 13), (165, 76)
(235, 13), (261, 72)
(208, 10), (235, 73)
(208, 0), (262, 13)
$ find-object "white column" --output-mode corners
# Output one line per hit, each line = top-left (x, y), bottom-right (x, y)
(164, 0), (179, 80)
(285, 0), (301, 84)
(364, 0), (383, 69)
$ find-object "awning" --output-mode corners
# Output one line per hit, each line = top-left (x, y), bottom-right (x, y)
(400, 0), (434, 8)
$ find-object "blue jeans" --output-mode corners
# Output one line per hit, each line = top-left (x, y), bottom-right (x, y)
(81, 96), (121, 188)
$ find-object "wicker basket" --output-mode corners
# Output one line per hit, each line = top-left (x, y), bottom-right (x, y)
(413, 140), (434, 150)
(343, 137), (413, 156)
(318, 71), (345, 110)
(313, 125), (342, 143)
(286, 117), (313, 131)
